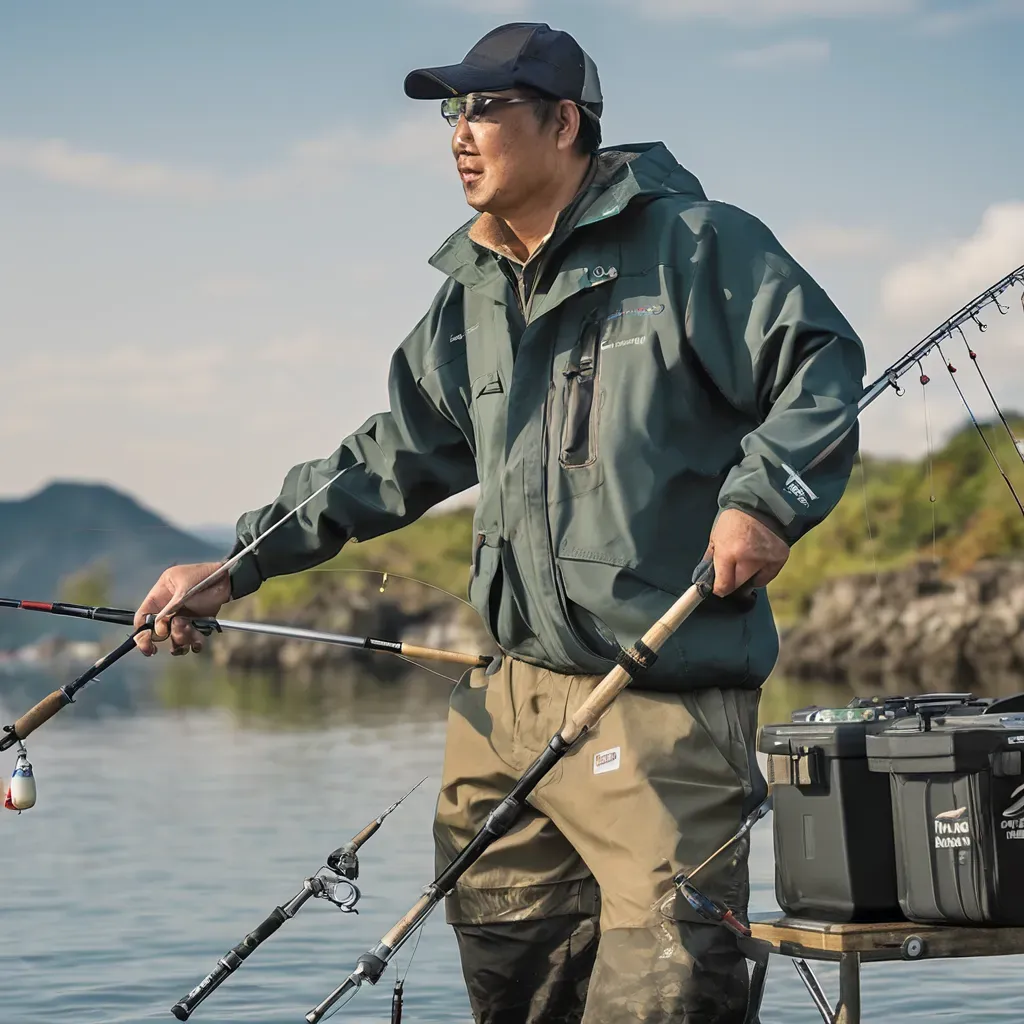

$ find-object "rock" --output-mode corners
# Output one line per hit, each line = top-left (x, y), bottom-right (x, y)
(776, 558), (1024, 692)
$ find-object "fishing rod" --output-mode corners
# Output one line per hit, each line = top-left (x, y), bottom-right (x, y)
(801, 263), (1024, 477)
(0, 602), (490, 755)
(0, 597), (491, 668)
(170, 777), (426, 1021)
(303, 262), (1024, 1020)
(303, 559), (718, 1022)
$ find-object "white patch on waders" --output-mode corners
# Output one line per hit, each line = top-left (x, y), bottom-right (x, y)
(593, 746), (620, 774)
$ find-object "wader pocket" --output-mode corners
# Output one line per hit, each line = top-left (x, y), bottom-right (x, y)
(559, 317), (601, 468)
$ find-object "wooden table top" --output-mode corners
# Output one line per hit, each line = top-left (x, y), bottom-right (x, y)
(748, 913), (1024, 959)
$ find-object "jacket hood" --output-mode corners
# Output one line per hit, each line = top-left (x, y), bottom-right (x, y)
(430, 141), (706, 282)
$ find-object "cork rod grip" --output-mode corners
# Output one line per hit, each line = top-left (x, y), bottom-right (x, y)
(560, 582), (707, 745)
(381, 892), (435, 950)
(349, 819), (381, 849)
(399, 644), (489, 668)
(13, 690), (68, 740)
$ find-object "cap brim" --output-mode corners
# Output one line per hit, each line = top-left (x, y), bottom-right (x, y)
(404, 63), (517, 100)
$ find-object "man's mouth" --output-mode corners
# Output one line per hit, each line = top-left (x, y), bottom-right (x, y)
(458, 163), (483, 185)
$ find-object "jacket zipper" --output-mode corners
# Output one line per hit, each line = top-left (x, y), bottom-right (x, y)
(559, 316), (601, 468)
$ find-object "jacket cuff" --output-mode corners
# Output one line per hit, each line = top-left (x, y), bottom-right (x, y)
(717, 503), (791, 544)
(225, 539), (264, 600)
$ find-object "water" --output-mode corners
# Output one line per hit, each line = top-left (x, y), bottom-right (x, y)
(1, 664), (1022, 1024)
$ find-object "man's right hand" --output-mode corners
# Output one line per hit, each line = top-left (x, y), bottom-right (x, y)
(133, 561), (232, 656)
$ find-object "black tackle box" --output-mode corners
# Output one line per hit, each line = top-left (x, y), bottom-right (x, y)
(758, 693), (1001, 922)
(866, 705), (1024, 925)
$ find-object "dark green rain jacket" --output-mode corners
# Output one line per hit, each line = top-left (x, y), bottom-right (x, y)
(228, 142), (866, 692)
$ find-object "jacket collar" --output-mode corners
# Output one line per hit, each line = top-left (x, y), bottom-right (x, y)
(428, 142), (706, 300)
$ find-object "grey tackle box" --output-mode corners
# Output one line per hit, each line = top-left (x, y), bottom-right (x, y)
(866, 706), (1024, 925)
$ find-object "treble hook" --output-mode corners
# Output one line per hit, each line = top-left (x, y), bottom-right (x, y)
(970, 310), (988, 332)
(992, 293), (1009, 315)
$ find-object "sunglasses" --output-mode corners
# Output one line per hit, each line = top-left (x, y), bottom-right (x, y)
(440, 93), (540, 127)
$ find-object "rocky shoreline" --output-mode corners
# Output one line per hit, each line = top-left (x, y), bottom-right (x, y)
(774, 558), (1024, 692)
(211, 559), (1024, 692)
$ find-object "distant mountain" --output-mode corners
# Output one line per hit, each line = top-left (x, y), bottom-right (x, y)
(187, 524), (238, 549)
(0, 481), (221, 649)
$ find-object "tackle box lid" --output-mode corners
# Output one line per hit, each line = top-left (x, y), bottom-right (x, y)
(866, 702), (1024, 774)
(758, 693), (996, 759)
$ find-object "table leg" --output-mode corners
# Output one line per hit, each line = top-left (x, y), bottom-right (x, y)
(743, 956), (769, 1024)
(834, 952), (861, 1024)
(792, 960), (835, 1024)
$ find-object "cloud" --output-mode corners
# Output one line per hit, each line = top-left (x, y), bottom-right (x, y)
(723, 38), (830, 69)
(0, 138), (219, 200)
(0, 118), (448, 202)
(918, 0), (1024, 34)
(881, 201), (1024, 323)
(626, 0), (920, 21)
(0, 327), (393, 523)
(782, 222), (891, 261)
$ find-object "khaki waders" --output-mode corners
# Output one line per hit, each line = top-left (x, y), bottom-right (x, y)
(433, 657), (767, 1024)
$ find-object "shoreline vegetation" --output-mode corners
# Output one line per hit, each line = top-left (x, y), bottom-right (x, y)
(207, 417), (1024, 692)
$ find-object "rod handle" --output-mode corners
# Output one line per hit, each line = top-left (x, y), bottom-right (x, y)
(399, 644), (491, 668)
(0, 691), (68, 750)
(381, 892), (435, 950)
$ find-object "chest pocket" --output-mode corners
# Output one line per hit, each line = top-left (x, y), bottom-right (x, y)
(469, 367), (508, 475)
(559, 313), (602, 469)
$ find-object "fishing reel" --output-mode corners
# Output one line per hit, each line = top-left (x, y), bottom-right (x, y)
(673, 873), (751, 938)
(310, 867), (361, 914)
(2, 737), (36, 813)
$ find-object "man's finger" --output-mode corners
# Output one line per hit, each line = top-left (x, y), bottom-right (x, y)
(154, 582), (190, 640)
(712, 550), (737, 597)
(169, 615), (201, 650)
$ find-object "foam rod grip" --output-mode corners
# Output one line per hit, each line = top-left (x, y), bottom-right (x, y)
(13, 691), (67, 740)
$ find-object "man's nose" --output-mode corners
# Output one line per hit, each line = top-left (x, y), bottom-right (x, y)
(453, 116), (473, 150)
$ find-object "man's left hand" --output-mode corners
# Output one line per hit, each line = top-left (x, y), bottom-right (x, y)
(703, 508), (790, 598)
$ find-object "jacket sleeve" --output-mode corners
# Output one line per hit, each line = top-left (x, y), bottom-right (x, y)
(684, 204), (867, 545)
(226, 286), (477, 599)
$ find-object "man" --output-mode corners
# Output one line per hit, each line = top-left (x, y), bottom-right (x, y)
(135, 22), (866, 1024)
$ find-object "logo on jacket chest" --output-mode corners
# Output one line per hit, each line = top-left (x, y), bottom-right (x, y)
(600, 335), (647, 351)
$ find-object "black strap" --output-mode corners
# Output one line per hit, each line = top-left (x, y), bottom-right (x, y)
(615, 639), (658, 680)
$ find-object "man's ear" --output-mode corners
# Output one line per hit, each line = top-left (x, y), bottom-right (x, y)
(556, 100), (581, 151)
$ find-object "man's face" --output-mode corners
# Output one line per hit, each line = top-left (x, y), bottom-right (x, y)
(450, 90), (566, 216)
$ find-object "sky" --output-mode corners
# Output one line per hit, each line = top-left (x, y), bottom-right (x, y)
(1, 0), (1022, 532)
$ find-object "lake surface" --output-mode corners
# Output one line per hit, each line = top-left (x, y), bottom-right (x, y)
(2, 661), (1023, 1024)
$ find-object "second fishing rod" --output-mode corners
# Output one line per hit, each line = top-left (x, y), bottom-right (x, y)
(0, 600), (490, 754)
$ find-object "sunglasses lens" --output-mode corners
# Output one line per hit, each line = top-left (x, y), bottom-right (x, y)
(441, 96), (465, 125)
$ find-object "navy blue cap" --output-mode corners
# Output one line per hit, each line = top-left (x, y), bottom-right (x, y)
(404, 22), (603, 119)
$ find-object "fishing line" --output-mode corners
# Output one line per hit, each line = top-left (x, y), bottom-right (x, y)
(917, 359), (939, 565)
(393, 652), (461, 684)
(307, 567), (475, 610)
(955, 324), (1024, 470)
(936, 340), (1024, 517)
